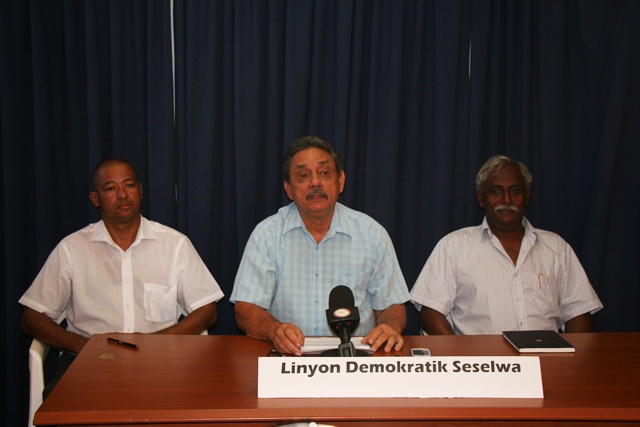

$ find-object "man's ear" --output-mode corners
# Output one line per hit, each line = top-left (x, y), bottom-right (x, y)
(283, 181), (293, 201)
(476, 191), (484, 209)
(89, 191), (99, 208)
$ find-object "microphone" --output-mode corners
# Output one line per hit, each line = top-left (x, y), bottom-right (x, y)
(323, 285), (361, 357)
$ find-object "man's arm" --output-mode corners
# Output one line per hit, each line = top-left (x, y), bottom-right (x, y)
(420, 306), (454, 335)
(235, 301), (305, 356)
(21, 306), (88, 354)
(564, 312), (594, 333)
(362, 303), (406, 352)
(156, 302), (218, 335)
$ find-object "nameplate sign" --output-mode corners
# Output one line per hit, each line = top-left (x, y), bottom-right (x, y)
(258, 356), (543, 398)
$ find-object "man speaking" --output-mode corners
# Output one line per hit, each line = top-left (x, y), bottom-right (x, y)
(231, 136), (410, 356)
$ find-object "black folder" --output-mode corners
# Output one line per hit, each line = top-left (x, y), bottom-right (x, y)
(502, 330), (575, 353)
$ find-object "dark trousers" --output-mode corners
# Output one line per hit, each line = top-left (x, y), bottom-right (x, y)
(42, 351), (77, 400)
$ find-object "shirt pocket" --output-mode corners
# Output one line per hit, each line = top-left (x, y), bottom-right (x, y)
(333, 271), (368, 305)
(143, 282), (178, 323)
(526, 273), (561, 318)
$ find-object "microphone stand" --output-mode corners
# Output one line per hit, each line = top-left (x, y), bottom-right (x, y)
(337, 325), (356, 357)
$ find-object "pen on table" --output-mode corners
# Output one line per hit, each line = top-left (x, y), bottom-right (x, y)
(107, 337), (139, 349)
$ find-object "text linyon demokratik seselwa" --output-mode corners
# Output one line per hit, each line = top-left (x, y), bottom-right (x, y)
(280, 360), (522, 378)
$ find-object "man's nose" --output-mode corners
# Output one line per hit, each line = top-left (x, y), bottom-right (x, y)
(309, 172), (322, 186)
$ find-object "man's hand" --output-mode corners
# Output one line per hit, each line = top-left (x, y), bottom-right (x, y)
(420, 306), (454, 335)
(564, 313), (594, 333)
(362, 303), (407, 352)
(156, 303), (218, 335)
(21, 307), (88, 354)
(235, 301), (306, 356)
(271, 322), (305, 356)
(362, 323), (404, 352)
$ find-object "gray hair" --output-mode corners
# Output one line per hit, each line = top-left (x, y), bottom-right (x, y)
(282, 136), (343, 182)
(475, 155), (532, 192)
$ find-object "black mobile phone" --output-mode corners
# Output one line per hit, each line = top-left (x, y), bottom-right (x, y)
(411, 348), (431, 356)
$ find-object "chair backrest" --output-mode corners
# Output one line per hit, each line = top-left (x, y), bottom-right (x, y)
(28, 312), (65, 427)
(27, 337), (50, 427)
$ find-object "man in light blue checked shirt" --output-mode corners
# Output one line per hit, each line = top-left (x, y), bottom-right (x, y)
(231, 136), (410, 356)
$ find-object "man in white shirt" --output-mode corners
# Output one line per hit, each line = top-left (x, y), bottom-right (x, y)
(410, 155), (602, 335)
(20, 158), (224, 395)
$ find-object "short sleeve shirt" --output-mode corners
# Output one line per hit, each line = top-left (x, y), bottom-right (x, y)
(20, 217), (224, 337)
(231, 203), (410, 336)
(410, 217), (603, 334)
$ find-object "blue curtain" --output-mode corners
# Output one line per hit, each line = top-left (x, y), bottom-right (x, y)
(2, 0), (639, 424)
(1, 1), (174, 424)
(173, 0), (475, 337)
(467, 1), (640, 331)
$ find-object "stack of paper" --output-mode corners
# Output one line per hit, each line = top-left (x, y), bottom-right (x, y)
(300, 336), (372, 355)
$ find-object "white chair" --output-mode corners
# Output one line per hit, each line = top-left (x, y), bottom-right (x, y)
(28, 336), (50, 427)
(28, 312), (65, 427)
(27, 312), (208, 427)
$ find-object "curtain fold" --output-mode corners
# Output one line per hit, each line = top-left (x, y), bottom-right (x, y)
(2, 1), (173, 425)
(173, 1), (474, 327)
(579, 1), (640, 331)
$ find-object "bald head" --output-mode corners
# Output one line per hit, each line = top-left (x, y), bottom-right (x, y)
(91, 158), (138, 191)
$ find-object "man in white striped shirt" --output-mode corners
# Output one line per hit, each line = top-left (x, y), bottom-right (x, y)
(410, 155), (602, 335)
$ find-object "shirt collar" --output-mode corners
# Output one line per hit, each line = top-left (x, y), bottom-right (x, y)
(481, 216), (537, 241)
(91, 216), (157, 249)
(282, 202), (352, 240)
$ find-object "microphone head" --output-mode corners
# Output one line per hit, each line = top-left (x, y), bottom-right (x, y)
(329, 285), (355, 308)
(326, 285), (360, 339)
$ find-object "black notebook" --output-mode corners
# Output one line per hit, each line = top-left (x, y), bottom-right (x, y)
(502, 330), (575, 353)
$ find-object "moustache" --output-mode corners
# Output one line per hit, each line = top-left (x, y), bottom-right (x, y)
(306, 189), (329, 200)
(494, 204), (518, 213)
